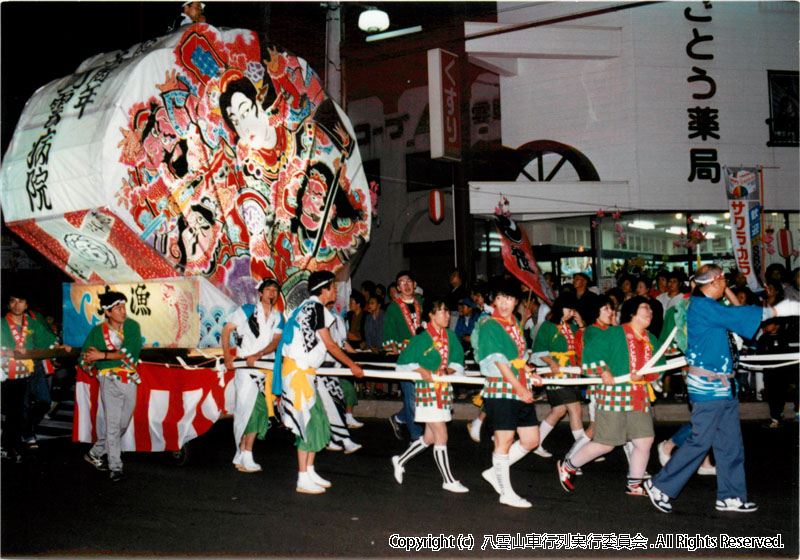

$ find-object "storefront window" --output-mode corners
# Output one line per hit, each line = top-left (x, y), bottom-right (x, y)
(470, 211), (798, 286)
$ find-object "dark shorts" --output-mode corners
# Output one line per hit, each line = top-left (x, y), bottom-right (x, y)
(484, 398), (539, 431)
(546, 385), (582, 406)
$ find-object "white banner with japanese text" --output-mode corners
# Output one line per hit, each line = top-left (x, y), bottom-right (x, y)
(724, 167), (763, 292)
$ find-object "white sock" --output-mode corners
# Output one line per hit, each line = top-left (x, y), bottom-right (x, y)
(492, 453), (511, 495)
(473, 416), (483, 430)
(571, 428), (586, 442)
(433, 445), (455, 484)
(565, 433), (590, 461)
(508, 440), (530, 466)
(397, 437), (429, 467)
(538, 421), (554, 445)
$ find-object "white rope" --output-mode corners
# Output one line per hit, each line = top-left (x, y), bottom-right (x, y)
(221, 344), (800, 387)
(740, 360), (800, 370)
(739, 353), (800, 362)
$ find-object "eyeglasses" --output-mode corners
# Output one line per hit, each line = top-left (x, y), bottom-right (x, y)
(397, 279), (413, 285)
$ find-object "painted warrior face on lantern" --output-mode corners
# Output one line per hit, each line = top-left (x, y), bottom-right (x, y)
(300, 172), (327, 232)
(176, 201), (217, 271)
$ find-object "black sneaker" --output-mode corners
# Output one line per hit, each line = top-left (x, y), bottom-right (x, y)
(109, 470), (124, 482)
(388, 415), (405, 440)
(84, 452), (109, 471)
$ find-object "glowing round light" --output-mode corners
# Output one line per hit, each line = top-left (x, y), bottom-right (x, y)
(358, 8), (390, 33)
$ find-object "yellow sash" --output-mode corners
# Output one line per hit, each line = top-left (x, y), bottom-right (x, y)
(510, 358), (528, 370)
(261, 369), (275, 417)
(549, 350), (576, 373)
(631, 379), (657, 402)
(282, 357), (316, 411)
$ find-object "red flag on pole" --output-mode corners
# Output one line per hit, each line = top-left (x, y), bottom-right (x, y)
(494, 215), (554, 305)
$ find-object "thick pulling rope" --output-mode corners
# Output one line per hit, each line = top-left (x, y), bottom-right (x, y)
(204, 324), (800, 384)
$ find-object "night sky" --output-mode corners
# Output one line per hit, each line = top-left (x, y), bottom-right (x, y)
(0, 1), (495, 154)
(0, 1), (317, 154)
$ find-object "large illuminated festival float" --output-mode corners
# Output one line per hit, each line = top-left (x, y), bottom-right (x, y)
(0, 24), (371, 452)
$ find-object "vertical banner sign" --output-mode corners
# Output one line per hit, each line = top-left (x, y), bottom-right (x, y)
(427, 48), (461, 161)
(494, 215), (554, 306)
(724, 167), (763, 292)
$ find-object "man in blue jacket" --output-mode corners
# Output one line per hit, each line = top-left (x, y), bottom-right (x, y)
(646, 264), (799, 513)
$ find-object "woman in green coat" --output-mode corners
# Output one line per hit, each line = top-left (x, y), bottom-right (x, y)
(390, 298), (468, 493)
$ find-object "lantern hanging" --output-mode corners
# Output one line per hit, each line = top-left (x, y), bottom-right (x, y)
(429, 189), (444, 224)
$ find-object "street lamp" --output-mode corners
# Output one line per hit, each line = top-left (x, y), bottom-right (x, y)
(358, 7), (389, 32)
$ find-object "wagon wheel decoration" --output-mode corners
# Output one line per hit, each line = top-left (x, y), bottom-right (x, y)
(513, 139), (600, 182)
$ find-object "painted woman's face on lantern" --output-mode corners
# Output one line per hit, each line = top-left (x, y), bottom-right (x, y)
(300, 175), (326, 232)
(226, 92), (277, 149)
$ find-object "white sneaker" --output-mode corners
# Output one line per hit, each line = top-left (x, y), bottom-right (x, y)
(481, 468), (502, 495)
(644, 480), (672, 513)
(499, 492), (532, 508)
(716, 497), (757, 512)
(697, 465), (717, 476)
(238, 451), (262, 473)
(533, 446), (552, 458)
(467, 421), (481, 443)
(657, 441), (671, 467)
(346, 414), (364, 429)
(296, 474), (325, 494)
(326, 441), (343, 452)
(391, 455), (404, 484)
(442, 480), (469, 493)
(343, 439), (362, 454)
(307, 467), (331, 488)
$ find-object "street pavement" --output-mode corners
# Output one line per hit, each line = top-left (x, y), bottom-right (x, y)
(2, 412), (797, 558)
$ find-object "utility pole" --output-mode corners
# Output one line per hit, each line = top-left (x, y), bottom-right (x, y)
(325, 2), (342, 105)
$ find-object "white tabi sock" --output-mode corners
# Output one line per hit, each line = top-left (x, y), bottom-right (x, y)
(307, 465), (331, 488)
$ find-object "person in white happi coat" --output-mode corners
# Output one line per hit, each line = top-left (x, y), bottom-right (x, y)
(222, 278), (284, 473)
(318, 301), (363, 453)
(273, 271), (364, 494)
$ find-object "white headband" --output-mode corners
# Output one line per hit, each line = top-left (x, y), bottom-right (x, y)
(310, 278), (334, 292)
(101, 296), (127, 310)
(694, 272), (724, 285)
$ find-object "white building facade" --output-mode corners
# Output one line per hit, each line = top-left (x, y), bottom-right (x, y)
(348, 1), (799, 293)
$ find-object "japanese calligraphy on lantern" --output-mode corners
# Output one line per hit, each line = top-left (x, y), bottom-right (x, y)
(428, 48), (461, 161)
(1, 25), (372, 311)
(685, 3), (720, 183)
(724, 167), (763, 292)
(62, 280), (203, 349)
